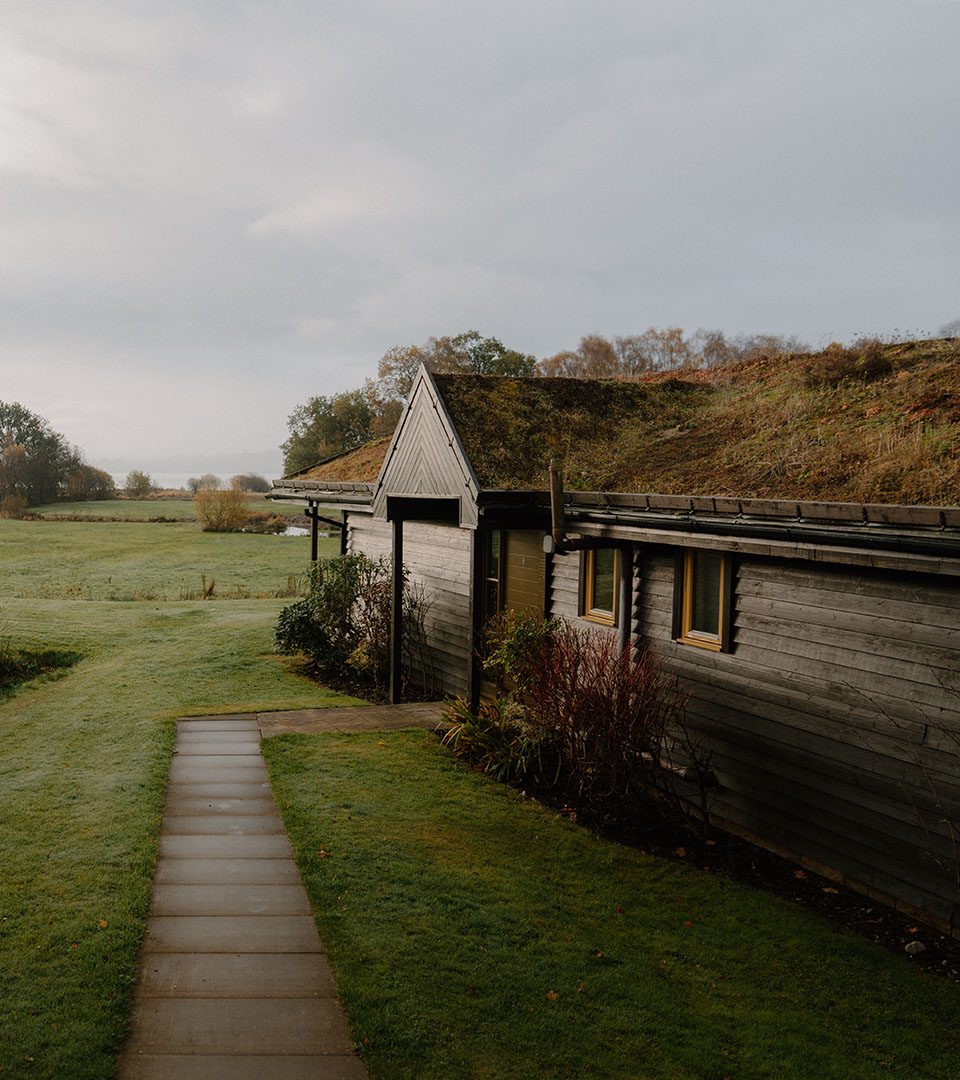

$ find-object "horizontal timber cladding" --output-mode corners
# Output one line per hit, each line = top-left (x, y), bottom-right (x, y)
(347, 516), (471, 697)
(639, 547), (960, 930)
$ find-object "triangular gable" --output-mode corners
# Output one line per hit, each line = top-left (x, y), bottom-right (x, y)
(372, 365), (481, 526)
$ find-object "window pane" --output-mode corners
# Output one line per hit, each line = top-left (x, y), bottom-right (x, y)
(592, 548), (616, 614)
(487, 530), (500, 578)
(690, 551), (722, 635)
(485, 580), (499, 618)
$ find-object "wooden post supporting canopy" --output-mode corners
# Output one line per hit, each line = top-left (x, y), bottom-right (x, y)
(305, 503), (319, 563)
(467, 527), (486, 712)
(389, 516), (404, 705)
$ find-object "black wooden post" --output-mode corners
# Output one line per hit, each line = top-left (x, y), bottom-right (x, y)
(340, 511), (348, 556)
(467, 527), (486, 712)
(619, 543), (633, 655)
(309, 504), (319, 563)
(389, 516), (404, 704)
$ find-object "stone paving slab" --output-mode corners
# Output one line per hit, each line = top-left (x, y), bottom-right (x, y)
(166, 781), (271, 799)
(165, 796), (278, 816)
(154, 858), (302, 885)
(175, 741), (266, 756)
(178, 713), (258, 725)
(177, 730), (261, 743)
(167, 763), (268, 784)
(127, 998), (353, 1054)
(121, 1054), (369, 1080)
(138, 953), (336, 998)
(145, 915), (323, 953)
(160, 834), (292, 859)
(151, 883), (313, 916)
(161, 814), (284, 836)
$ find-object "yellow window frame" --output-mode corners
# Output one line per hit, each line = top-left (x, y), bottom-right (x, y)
(677, 549), (729, 651)
(582, 547), (619, 626)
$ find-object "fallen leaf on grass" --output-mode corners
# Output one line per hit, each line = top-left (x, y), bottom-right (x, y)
(793, 870), (807, 879)
(614, 905), (624, 915)
(97, 919), (107, 929)
(822, 887), (840, 894)
(576, 981), (585, 993)
(907, 926), (919, 934)
(546, 990), (558, 1001)
(317, 850), (331, 859)
(675, 847), (687, 858)
(683, 920), (694, 929)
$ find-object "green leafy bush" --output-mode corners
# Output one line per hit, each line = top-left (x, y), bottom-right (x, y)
(274, 553), (433, 696)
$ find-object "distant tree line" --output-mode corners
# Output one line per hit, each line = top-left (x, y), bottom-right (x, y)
(0, 400), (115, 510)
(187, 473), (271, 493)
(281, 326), (807, 474)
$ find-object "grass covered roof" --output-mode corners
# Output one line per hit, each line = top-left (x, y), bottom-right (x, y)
(432, 338), (960, 506)
(296, 437), (391, 484)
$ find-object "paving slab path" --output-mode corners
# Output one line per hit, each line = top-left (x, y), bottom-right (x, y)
(119, 716), (370, 1080)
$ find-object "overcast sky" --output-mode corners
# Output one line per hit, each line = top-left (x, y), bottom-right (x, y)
(1, 1), (958, 475)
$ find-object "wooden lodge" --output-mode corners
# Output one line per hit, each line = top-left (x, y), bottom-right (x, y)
(271, 343), (960, 934)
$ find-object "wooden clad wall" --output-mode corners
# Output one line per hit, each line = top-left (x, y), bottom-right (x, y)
(504, 531), (546, 614)
(348, 516), (471, 697)
(640, 548), (960, 929)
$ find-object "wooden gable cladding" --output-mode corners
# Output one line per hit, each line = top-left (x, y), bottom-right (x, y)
(372, 367), (480, 527)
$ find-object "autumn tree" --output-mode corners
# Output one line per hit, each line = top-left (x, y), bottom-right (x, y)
(64, 464), (115, 501)
(125, 470), (154, 497)
(282, 388), (375, 474)
(540, 334), (620, 378)
(376, 330), (537, 400)
(230, 473), (271, 493)
(0, 401), (81, 505)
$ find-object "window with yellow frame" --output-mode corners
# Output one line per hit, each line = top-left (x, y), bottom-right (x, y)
(582, 547), (619, 626)
(674, 549), (732, 651)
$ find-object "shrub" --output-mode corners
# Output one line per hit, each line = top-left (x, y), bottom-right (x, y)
(441, 697), (551, 784)
(801, 338), (893, 388)
(0, 495), (29, 519)
(243, 511), (288, 534)
(482, 609), (558, 691)
(274, 553), (433, 696)
(194, 486), (250, 532)
(446, 615), (715, 833)
(124, 469), (153, 497)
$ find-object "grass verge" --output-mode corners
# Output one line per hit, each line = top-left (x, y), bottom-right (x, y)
(0, 594), (358, 1080)
(264, 730), (960, 1080)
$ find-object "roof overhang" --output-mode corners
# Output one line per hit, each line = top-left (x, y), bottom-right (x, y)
(476, 489), (960, 574)
(268, 480), (374, 513)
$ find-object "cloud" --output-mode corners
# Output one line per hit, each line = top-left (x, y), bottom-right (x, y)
(0, 0), (957, 462)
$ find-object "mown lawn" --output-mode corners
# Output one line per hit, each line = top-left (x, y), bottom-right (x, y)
(265, 731), (960, 1080)
(0, 521), (355, 1079)
(31, 495), (306, 521)
(0, 518), (337, 600)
